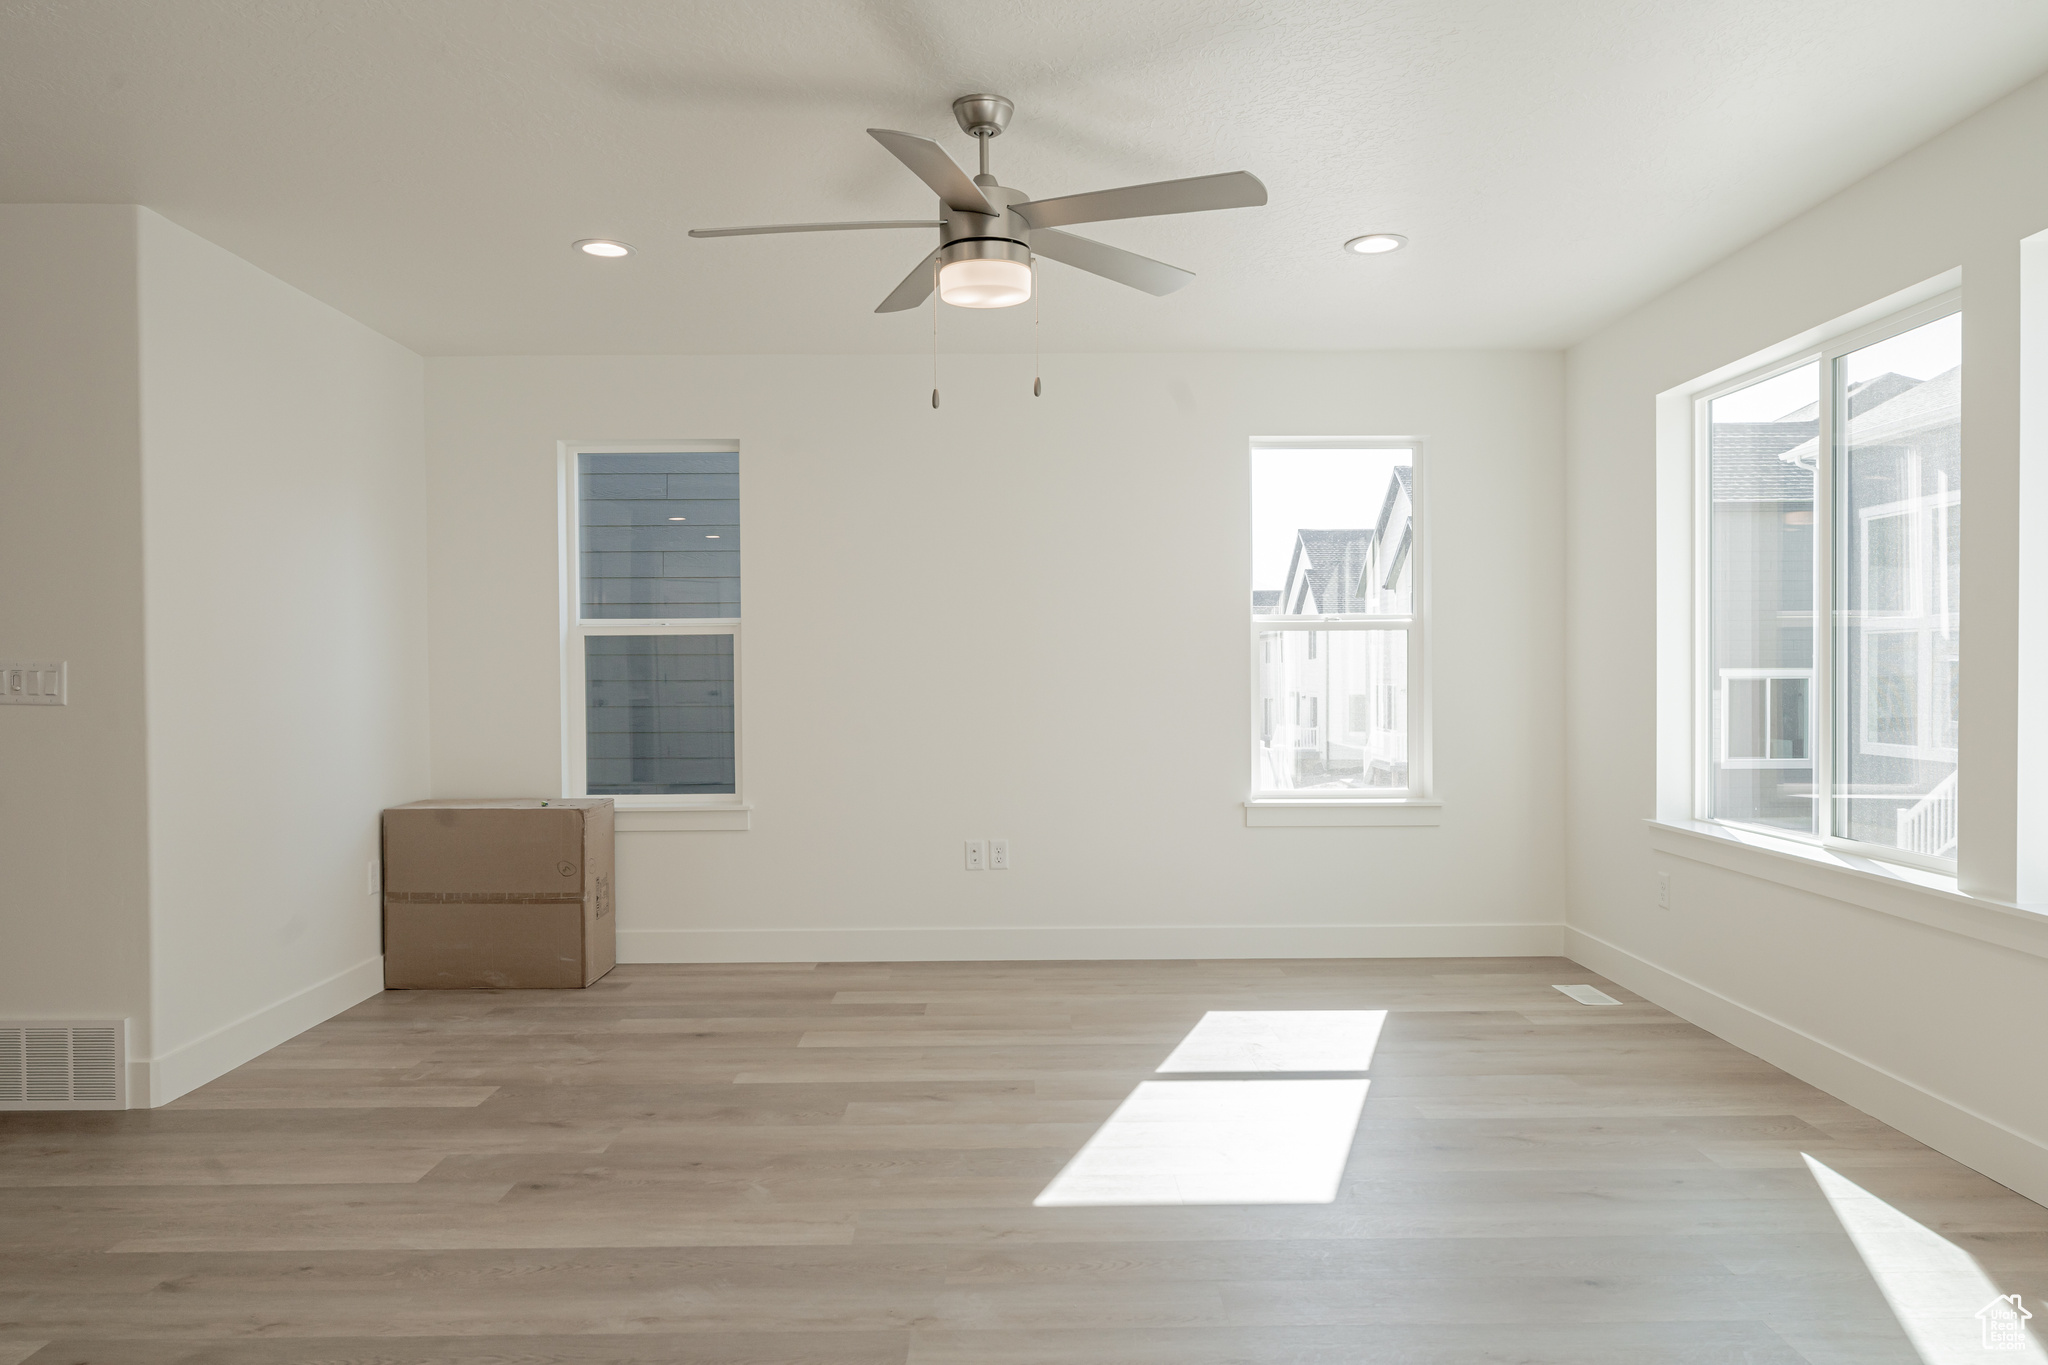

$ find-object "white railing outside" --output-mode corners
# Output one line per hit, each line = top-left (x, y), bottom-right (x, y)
(1896, 770), (1958, 858)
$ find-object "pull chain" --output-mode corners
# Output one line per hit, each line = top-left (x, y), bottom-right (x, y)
(1032, 261), (1042, 397)
(931, 257), (940, 409)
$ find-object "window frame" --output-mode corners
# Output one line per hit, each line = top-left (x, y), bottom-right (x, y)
(558, 439), (745, 811)
(1854, 489), (1961, 763)
(1247, 437), (1429, 807)
(1691, 292), (1960, 872)
(1716, 668), (1814, 770)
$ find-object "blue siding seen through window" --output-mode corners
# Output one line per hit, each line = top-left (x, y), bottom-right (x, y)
(580, 451), (739, 618)
(586, 635), (736, 795)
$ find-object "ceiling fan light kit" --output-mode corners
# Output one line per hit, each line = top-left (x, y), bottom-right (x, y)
(938, 240), (1033, 307)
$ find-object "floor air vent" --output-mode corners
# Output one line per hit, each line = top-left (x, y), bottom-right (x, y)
(0, 1021), (127, 1109)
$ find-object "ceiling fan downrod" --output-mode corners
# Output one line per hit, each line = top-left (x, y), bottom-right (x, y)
(954, 93), (1009, 195)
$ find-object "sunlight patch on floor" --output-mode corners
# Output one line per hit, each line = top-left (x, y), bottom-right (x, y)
(1034, 1078), (1371, 1206)
(1804, 1153), (2045, 1363)
(1155, 1009), (1389, 1074)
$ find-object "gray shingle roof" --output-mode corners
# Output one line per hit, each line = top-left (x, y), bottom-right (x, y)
(1711, 422), (1815, 501)
(1771, 367), (1958, 470)
(1286, 529), (1376, 613)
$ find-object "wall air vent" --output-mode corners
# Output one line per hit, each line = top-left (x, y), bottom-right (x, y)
(0, 1021), (126, 1109)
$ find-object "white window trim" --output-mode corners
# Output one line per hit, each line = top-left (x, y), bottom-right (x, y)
(1690, 291), (1960, 875)
(1245, 437), (1432, 824)
(559, 440), (750, 821)
(1645, 817), (2048, 965)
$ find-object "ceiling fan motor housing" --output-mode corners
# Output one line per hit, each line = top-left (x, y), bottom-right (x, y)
(940, 181), (1033, 255)
(939, 237), (1032, 272)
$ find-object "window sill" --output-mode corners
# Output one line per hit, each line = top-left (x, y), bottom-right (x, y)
(1645, 818), (2048, 962)
(1245, 800), (1442, 827)
(615, 805), (751, 832)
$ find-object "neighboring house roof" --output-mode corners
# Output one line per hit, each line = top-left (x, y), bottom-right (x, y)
(1273, 464), (1413, 613)
(1776, 371), (1921, 422)
(1283, 528), (1376, 613)
(1252, 590), (1282, 614)
(1775, 367), (1959, 469)
(1712, 422), (1815, 501)
(1847, 366), (1961, 448)
(1350, 464), (1415, 598)
(1374, 466), (1413, 541)
(1376, 521), (1413, 593)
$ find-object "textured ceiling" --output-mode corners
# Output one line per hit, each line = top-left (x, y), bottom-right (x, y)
(3, 0), (2046, 354)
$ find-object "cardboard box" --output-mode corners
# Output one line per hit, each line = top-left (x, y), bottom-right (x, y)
(381, 799), (615, 989)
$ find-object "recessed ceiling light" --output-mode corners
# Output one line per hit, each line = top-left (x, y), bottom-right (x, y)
(668, 516), (686, 521)
(574, 239), (633, 258)
(706, 535), (720, 539)
(1344, 234), (1407, 255)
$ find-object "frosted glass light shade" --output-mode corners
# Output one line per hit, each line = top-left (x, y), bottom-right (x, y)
(939, 257), (1032, 308)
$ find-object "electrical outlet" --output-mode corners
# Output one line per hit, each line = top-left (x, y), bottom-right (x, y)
(964, 840), (986, 872)
(989, 839), (1009, 870)
(1656, 871), (1671, 910)
(368, 859), (381, 896)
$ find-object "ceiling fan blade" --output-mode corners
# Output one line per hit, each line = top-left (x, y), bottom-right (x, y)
(1030, 229), (1193, 296)
(875, 249), (941, 313)
(867, 129), (1000, 215)
(689, 220), (944, 238)
(1013, 171), (1267, 230)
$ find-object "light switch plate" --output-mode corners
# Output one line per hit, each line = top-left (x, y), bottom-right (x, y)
(0, 662), (65, 706)
(964, 840), (986, 872)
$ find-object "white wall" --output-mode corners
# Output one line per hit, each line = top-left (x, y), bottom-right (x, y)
(0, 206), (155, 1059)
(1565, 72), (2048, 1200)
(426, 351), (1564, 962)
(136, 211), (429, 1102)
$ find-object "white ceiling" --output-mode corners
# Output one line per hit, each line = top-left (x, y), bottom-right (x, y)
(4, 0), (2046, 355)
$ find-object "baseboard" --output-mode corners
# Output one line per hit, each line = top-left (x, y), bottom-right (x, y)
(1565, 926), (2048, 1207)
(617, 922), (1565, 964)
(136, 954), (386, 1107)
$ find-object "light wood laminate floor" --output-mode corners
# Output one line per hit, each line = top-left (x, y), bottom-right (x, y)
(3, 957), (2045, 1363)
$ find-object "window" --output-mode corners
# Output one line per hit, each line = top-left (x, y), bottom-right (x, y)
(1250, 442), (1420, 799)
(1701, 305), (1959, 864)
(1719, 671), (1810, 766)
(563, 443), (741, 805)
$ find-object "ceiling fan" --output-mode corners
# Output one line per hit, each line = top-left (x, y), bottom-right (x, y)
(689, 94), (1267, 313)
